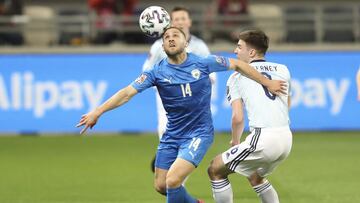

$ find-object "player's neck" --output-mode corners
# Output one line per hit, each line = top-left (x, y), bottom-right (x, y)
(168, 52), (187, 65)
(185, 32), (191, 42)
(250, 56), (265, 63)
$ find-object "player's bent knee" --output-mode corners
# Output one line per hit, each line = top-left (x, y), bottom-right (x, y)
(166, 174), (182, 188)
(207, 160), (216, 178)
(154, 182), (167, 195)
(247, 172), (265, 186)
(207, 157), (224, 180)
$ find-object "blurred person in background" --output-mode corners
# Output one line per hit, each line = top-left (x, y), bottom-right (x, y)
(210, 0), (251, 42)
(217, 0), (248, 15)
(142, 6), (217, 173)
(357, 67), (360, 101)
(88, 0), (137, 44)
(0, 0), (24, 45)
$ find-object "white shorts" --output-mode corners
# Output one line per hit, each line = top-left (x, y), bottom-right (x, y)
(221, 126), (292, 177)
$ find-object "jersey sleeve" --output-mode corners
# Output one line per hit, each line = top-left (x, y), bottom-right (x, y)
(131, 70), (156, 93)
(142, 40), (165, 71)
(202, 55), (230, 73)
(226, 73), (241, 104)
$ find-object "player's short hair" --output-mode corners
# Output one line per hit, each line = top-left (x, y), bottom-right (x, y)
(238, 30), (269, 55)
(162, 26), (186, 39)
(171, 6), (191, 17)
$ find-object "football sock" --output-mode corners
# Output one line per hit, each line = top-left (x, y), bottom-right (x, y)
(211, 178), (233, 203)
(167, 186), (197, 203)
(253, 180), (279, 203)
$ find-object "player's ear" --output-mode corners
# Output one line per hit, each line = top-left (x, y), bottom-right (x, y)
(185, 41), (189, 47)
(249, 49), (257, 57)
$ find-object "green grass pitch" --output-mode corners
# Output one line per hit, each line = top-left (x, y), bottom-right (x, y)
(0, 131), (359, 203)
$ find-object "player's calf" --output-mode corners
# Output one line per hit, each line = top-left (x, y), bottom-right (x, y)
(248, 172), (279, 203)
(208, 155), (234, 203)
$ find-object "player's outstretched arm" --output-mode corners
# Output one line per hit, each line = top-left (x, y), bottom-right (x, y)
(76, 85), (138, 134)
(228, 58), (287, 95)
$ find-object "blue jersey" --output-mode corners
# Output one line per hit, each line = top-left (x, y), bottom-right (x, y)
(132, 53), (229, 140)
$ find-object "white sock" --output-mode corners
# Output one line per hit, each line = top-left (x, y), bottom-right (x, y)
(211, 179), (233, 203)
(253, 180), (279, 203)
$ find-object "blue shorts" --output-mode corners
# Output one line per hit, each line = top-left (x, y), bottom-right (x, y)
(155, 135), (214, 170)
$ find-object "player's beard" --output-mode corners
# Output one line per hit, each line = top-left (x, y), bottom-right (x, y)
(164, 46), (184, 57)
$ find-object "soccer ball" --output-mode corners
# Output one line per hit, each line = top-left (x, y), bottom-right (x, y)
(139, 6), (171, 38)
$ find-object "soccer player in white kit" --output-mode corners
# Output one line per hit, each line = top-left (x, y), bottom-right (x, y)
(142, 6), (217, 171)
(207, 30), (292, 203)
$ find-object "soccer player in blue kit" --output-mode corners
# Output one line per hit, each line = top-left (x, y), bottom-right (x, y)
(76, 27), (286, 203)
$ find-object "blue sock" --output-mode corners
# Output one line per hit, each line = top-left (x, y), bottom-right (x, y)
(167, 186), (197, 203)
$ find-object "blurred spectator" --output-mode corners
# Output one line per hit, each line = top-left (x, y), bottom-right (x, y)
(218, 0), (248, 15)
(210, 0), (252, 42)
(58, 9), (88, 46)
(0, 0), (24, 45)
(88, 0), (138, 44)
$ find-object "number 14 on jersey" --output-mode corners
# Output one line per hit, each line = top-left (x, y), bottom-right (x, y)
(180, 83), (192, 97)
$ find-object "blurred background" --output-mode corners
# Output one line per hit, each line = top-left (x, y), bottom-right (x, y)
(1, 0), (360, 46)
(0, 0), (359, 133)
(0, 1), (359, 202)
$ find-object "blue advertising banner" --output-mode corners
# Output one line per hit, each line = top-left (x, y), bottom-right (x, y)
(0, 51), (359, 133)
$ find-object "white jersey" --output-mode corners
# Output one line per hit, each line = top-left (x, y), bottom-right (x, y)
(226, 59), (291, 129)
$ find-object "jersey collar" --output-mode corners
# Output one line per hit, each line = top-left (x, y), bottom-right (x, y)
(250, 59), (266, 64)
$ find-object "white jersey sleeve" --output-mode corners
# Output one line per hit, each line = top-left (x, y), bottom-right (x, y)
(226, 72), (242, 104)
(142, 39), (167, 71)
(232, 61), (291, 128)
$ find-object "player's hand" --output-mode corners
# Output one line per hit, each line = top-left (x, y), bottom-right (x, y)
(267, 80), (287, 96)
(76, 110), (101, 135)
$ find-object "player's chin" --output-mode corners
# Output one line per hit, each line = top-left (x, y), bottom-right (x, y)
(165, 49), (181, 56)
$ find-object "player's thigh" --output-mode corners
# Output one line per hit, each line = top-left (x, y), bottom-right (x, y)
(155, 143), (179, 170)
(221, 129), (265, 177)
(178, 135), (214, 167)
(167, 158), (196, 186)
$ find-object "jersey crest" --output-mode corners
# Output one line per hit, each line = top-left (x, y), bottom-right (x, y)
(191, 69), (201, 79)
